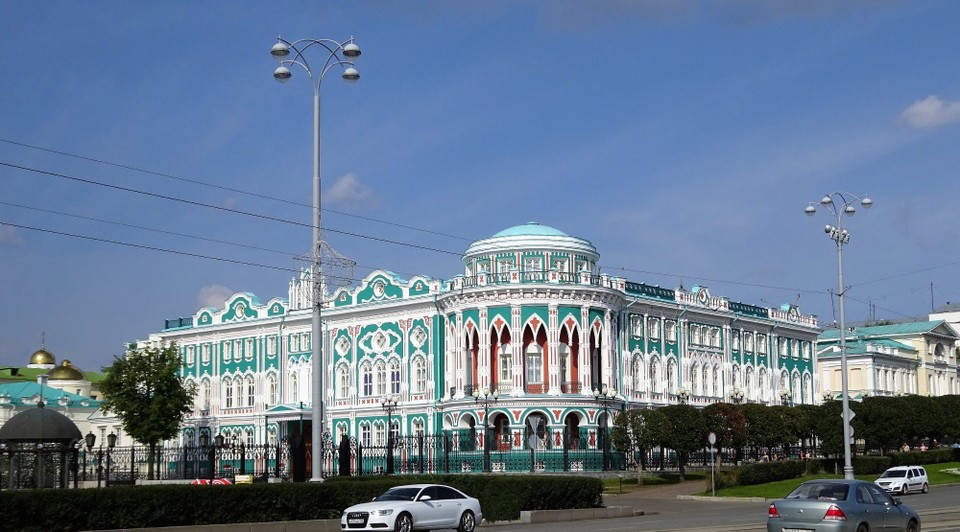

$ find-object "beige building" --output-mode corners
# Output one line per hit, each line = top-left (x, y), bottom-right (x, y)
(817, 320), (960, 399)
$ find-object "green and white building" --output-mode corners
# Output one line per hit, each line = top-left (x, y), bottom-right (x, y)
(140, 222), (821, 464)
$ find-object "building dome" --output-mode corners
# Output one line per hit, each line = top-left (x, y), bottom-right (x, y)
(47, 360), (85, 381)
(491, 222), (568, 238)
(463, 222), (599, 267)
(0, 402), (82, 443)
(29, 348), (56, 366)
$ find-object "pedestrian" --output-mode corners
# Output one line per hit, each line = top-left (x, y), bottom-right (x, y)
(901, 442), (910, 452)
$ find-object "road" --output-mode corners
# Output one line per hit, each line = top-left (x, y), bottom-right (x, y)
(484, 483), (960, 532)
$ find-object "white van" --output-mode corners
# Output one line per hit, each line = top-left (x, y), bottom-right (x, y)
(875, 465), (929, 495)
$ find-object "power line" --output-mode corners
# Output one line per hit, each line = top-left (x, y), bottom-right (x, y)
(0, 200), (427, 279)
(0, 161), (463, 257)
(0, 137), (473, 242)
(0, 220), (359, 285)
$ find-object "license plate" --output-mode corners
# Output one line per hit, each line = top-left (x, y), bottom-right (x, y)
(782, 529), (814, 532)
(348, 518), (365, 525)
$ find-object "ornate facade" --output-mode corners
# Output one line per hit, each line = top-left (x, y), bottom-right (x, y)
(141, 222), (820, 463)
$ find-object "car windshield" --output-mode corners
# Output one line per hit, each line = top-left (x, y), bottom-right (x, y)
(376, 487), (422, 502)
(786, 482), (849, 501)
(881, 470), (907, 478)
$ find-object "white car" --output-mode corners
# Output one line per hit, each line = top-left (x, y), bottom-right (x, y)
(341, 483), (483, 532)
(875, 465), (929, 495)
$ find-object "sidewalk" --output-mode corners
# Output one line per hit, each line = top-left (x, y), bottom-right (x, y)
(602, 477), (726, 514)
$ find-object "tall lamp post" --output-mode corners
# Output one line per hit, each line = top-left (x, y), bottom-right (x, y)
(104, 432), (117, 486)
(84, 431), (101, 488)
(271, 35), (361, 482)
(593, 386), (618, 471)
(805, 191), (873, 480)
(473, 387), (499, 473)
(381, 395), (399, 474)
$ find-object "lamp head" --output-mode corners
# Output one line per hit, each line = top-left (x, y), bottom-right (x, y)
(843, 204), (856, 216)
(820, 195), (833, 206)
(861, 196), (873, 209)
(273, 66), (292, 83)
(85, 431), (96, 450)
(215, 433), (225, 448)
(342, 67), (360, 84)
(107, 432), (117, 448)
(270, 41), (290, 60)
(804, 204), (816, 217)
(342, 42), (361, 58)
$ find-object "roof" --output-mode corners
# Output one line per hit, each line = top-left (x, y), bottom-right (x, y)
(818, 338), (918, 356)
(0, 381), (99, 408)
(0, 403), (83, 442)
(819, 320), (949, 340)
(491, 222), (568, 238)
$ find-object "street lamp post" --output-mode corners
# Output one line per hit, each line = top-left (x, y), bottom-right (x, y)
(805, 191), (873, 480)
(593, 386), (618, 471)
(105, 432), (116, 486)
(84, 432), (101, 488)
(473, 387), (499, 473)
(271, 35), (361, 482)
(381, 395), (399, 475)
(730, 388), (744, 404)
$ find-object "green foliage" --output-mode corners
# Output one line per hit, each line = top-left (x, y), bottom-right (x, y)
(702, 403), (746, 449)
(852, 455), (892, 475)
(659, 404), (705, 476)
(99, 344), (194, 447)
(0, 475), (603, 531)
(737, 460), (806, 486)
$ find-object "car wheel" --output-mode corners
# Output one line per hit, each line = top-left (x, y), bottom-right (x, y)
(856, 524), (868, 532)
(394, 513), (413, 532)
(901, 484), (909, 495)
(905, 518), (919, 532)
(921, 483), (929, 494)
(457, 510), (476, 532)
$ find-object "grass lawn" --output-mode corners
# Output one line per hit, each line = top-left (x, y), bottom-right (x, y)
(602, 471), (707, 493)
(706, 462), (960, 499)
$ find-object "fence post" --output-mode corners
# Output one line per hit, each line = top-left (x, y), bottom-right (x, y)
(562, 428), (570, 472)
(443, 432), (450, 473)
(418, 435), (424, 474)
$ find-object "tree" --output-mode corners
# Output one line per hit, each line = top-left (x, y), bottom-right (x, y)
(660, 404), (706, 477)
(611, 407), (665, 484)
(703, 402), (746, 465)
(99, 343), (195, 479)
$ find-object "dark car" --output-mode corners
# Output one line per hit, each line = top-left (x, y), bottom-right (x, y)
(767, 479), (920, 532)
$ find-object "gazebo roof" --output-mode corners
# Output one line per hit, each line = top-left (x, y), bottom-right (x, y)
(0, 402), (82, 443)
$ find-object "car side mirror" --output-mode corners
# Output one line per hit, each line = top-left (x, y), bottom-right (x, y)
(419, 495), (432, 501)
(892, 497), (901, 506)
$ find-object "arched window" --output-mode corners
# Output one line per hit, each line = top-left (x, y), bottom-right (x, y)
(500, 344), (513, 389)
(666, 359), (677, 394)
(649, 358), (660, 392)
(224, 378), (234, 409)
(246, 375), (255, 407)
(289, 373), (299, 403)
(389, 360), (401, 394)
(361, 363), (373, 397)
(525, 342), (543, 385)
(337, 366), (349, 398)
(413, 358), (426, 394)
(268, 374), (278, 405)
(632, 355), (644, 391)
(376, 361), (387, 396)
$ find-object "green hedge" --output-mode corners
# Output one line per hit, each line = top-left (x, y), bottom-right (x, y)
(737, 460), (806, 486)
(0, 474), (603, 531)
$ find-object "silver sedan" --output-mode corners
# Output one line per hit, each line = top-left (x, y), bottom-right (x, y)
(767, 479), (920, 532)
(341, 483), (483, 532)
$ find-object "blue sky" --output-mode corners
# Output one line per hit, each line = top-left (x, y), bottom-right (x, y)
(2, 1), (959, 372)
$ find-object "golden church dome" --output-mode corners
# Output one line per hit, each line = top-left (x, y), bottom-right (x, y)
(29, 348), (56, 366)
(47, 360), (85, 381)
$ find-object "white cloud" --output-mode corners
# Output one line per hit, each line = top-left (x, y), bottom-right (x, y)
(0, 224), (22, 244)
(197, 284), (234, 309)
(323, 173), (376, 210)
(900, 95), (960, 129)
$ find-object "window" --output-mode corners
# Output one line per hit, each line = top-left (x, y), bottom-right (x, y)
(732, 332), (740, 352)
(757, 335), (766, 354)
(268, 336), (277, 356)
(647, 317), (660, 339)
(499, 344), (512, 385)
(361, 425), (371, 447)
(689, 324), (699, 345)
(222, 342), (231, 361)
(290, 374), (299, 403)
(665, 321), (677, 342)
(200, 380), (210, 408)
(233, 339), (242, 361)
(745, 333), (754, 352)
(268, 374), (278, 405)
(246, 376), (255, 406)
(779, 338), (788, 357)
(376, 362), (387, 396)
(302, 332), (311, 351)
(525, 343), (543, 384)
(186, 346), (195, 365)
(224, 379), (234, 408)
(361, 364), (373, 397)
(390, 360), (401, 394)
(413, 420), (424, 437)
(338, 367), (350, 398)
(631, 316), (643, 337)
(414, 358), (426, 394)
(245, 338), (254, 360)
(202, 344), (210, 364)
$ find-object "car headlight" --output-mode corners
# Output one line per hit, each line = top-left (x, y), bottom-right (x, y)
(370, 509), (394, 516)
